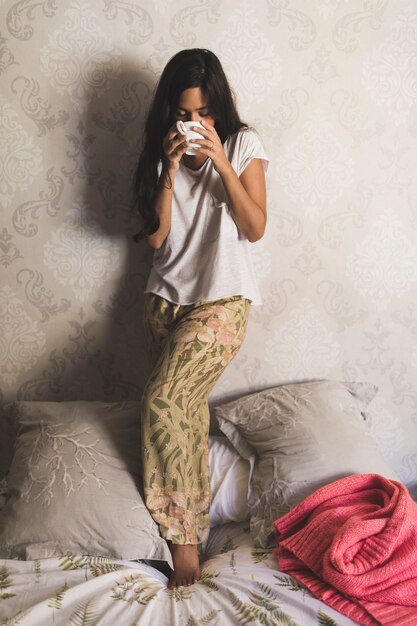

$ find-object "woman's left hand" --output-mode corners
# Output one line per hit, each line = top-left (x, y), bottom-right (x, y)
(192, 121), (231, 174)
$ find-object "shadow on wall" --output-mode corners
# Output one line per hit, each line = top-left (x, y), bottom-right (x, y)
(15, 60), (155, 403)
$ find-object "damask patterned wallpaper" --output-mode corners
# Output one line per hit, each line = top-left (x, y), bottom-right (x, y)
(1, 0), (417, 489)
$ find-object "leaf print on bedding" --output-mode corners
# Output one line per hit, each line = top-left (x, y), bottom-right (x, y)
(220, 536), (237, 553)
(251, 581), (285, 611)
(250, 547), (270, 564)
(186, 610), (222, 625)
(166, 585), (194, 601)
(48, 582), (69, 609)
(69, 599), (99, 626)
(59, 555), (90, 571)
(198, 567), (220, 593)
(0, 566), (16, 600)
(84, 556), (125, 577)
(228, 585), (300, 626)
(89, 561), (124, 577)
(229, 551), (238, 575)
(33, 559), (41, 583)
(274, 574), (309, 594)
(317, 609), (339, 626)
(111, 574), (158, 605)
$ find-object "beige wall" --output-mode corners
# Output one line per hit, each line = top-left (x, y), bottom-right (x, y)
(1, 0), (417, 489)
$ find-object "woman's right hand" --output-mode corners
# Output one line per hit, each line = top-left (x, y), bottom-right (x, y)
(162, 123), (188, 172)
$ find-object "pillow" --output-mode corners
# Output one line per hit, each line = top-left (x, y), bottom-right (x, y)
(0, 401), (172, 566)
(213, 379), (400, 548)
(208, 436), (252, 526)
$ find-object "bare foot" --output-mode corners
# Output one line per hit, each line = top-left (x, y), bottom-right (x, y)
(167, 543), (201, 588)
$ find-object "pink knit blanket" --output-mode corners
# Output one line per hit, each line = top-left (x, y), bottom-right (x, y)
(273, 474), (417, 626)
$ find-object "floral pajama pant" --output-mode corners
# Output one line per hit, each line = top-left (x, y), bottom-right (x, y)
(141, 292), (250, 546)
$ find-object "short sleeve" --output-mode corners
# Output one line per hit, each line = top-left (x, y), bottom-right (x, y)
(236, 128), (269, 177)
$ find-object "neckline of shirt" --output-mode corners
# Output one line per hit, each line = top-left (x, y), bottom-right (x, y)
(181, 156), (210, 173)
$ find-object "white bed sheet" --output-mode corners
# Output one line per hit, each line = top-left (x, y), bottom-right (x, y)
(0, 522), (359, 626)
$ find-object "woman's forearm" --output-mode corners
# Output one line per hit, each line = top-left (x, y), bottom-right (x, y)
(218, 160), (267, 243)
(147, 167), (176, 249)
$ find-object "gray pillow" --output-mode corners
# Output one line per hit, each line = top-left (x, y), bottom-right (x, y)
(213, 379), (400, 549)
(0, 401), (172, 566)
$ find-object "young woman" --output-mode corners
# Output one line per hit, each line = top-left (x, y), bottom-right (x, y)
(133, 48), (268, 589)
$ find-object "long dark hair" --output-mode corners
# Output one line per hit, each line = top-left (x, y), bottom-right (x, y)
(132, 48), (246, 241)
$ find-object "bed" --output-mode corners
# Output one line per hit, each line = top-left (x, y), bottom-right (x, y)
(0, 521), (359, 626)
(0, 380), (412, 626)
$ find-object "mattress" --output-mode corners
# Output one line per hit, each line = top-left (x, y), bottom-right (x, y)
(0, 521), (358, 626)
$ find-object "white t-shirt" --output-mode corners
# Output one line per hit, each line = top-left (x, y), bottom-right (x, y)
(145, 127), (269, 305)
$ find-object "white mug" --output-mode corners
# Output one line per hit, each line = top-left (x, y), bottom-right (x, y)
(176, 120), (204, 155)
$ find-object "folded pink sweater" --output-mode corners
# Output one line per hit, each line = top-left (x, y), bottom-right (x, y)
(274, 474), (417, 626)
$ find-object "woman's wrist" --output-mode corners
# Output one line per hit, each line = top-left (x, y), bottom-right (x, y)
(163, 159), (177, 172)
(216, 159), (236, 180)
(166, 161), (179, 174)
(162, 164), (177, 188)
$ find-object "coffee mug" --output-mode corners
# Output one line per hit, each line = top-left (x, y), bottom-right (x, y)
(176, 120), (204, 155)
